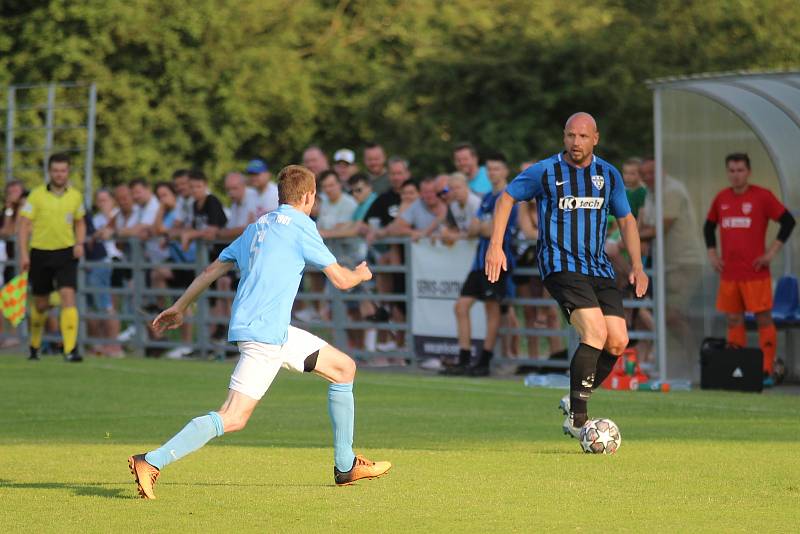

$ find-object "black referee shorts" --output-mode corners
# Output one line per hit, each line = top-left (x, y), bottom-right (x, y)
(29, 247), (78, 296)
(543, 271), (624, 323)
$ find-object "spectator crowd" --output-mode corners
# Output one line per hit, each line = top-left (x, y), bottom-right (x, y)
(0, 142), (663, 373)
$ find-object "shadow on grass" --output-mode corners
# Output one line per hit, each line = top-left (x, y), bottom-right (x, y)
(162, 482), (331, 488)
(0, 479), (331, 499)
(0, 479), (130, 499)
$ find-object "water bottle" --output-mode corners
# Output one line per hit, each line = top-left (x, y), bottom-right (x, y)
(523, 373), (570, 389)
(636, 379), (691, 392)
(664, 379), (691, 391)
(637, 380), (670, 392)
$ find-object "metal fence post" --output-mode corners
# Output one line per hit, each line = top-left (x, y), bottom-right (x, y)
(43, 83), (56, 182)
(131, 238), (145, 356)
(196, 241), (211, 358)
(76, 257), (87, 357)
(84, 84), (97, 204)
(404, 237), (415, 365)
(11, 238), (27, 341)
(4, 87), (15, 185)
(653, 87), (668, 380)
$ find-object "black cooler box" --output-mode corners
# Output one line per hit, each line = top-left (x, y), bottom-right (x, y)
(700, 338), (763, 393)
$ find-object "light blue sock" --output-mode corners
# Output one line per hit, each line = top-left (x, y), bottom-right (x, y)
(145, 412), (224, 470)
(328, 383), (356, 472)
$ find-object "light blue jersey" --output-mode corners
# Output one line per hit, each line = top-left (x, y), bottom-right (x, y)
(218, 204), (337, 344)
(469, 166), (492, 195)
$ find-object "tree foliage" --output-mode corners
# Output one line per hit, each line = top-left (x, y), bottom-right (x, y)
(1, 0), (798, 188)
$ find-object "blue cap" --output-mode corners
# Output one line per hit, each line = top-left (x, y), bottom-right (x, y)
(245, 159), (268, 173)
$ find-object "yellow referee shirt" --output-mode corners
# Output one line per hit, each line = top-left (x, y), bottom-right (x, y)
(20, 184), (85, 250)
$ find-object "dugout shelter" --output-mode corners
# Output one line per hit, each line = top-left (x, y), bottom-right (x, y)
(648, 70), (800, 382)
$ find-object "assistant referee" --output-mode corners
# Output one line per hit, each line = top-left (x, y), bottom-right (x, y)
(18, 153), (86, 362)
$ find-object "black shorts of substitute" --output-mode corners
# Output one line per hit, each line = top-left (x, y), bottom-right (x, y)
(29, 247), (78, 296)
(543, 271), (624, 323)
(460, 270), (509, 302)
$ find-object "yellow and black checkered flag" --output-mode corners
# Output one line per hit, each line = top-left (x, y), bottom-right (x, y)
(1, 272), (28, 326)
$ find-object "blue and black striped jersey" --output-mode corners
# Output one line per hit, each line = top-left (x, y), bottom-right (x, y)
(505, 152), (630, 280)
(471, 189), (518, 272)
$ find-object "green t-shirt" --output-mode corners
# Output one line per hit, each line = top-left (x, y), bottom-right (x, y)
(626, 185), (647, 219)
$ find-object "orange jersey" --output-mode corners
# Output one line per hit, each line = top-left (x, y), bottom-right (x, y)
(706, 185), (786, 281)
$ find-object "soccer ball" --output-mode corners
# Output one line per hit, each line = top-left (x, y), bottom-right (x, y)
(579, 418), (621, 454)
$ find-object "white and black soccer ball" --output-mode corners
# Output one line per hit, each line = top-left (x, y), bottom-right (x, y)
(579, 418), (621, 454)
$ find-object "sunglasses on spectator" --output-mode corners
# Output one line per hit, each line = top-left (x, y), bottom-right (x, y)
(352, 187), (365, 193)
(436, 187), (450, 198)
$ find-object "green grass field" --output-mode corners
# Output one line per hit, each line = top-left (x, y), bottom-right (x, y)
(1, 356), (799, 532)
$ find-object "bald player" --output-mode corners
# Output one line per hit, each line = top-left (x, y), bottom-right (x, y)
(485, 112), (648, 438)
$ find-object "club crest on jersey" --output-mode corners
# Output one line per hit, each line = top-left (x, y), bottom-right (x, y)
(591, 175), (605, 190)
(742, 202), (752, 215)
(558, 196), (605, 211)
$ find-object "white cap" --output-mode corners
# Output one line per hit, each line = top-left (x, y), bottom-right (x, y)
(333, 148), (355, 164)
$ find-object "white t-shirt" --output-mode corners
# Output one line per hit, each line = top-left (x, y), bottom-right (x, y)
(317, 193), (357, 230)
(137, 195), (160, 225)
(318, 193), (361, 267)
(135, 195), (163, 262)
(252, 183), (279, 217)
(449, 192), (481, 232)
(175, 195), (194, 224)
(92, 210), (123, 260)
(227, 187), (259, 229)
(113, 207), (138, 259)
(115, 208), (138, 231)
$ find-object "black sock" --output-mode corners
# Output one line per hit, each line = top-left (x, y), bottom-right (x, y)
(570, 343), (602, 417)
(458, 348), (471, 367)
(476, 349), (493, 367)
(592, 351), (620, 390)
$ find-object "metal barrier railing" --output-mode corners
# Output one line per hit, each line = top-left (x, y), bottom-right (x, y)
(0, 236), (657, 369)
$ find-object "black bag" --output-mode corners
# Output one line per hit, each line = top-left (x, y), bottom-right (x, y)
(700, 337), (763, 393)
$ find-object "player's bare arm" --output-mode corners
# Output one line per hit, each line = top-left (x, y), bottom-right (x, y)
(485, 191), (515, 282)
(383, 216), (413, 237)
(323, 261), (372, 291)
(616, 213), (649, 297)
(319, 221), (361, 239)
(517, 202), (538, 240)
(73, 217), (86, 259)
(152, 259), (234, 333)
(17, 216), (31, 272)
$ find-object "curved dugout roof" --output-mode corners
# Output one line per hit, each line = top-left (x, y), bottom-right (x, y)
(647, 71), (800, 209)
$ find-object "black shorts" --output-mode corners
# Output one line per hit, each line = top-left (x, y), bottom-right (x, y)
(512, 246), (537, 286)
(29, 247), (77, 295)
(168, 268), (196, 290)
(460, 270), (509, 302)
(543, 271), (624, 323)
(110, 256), (132, 288)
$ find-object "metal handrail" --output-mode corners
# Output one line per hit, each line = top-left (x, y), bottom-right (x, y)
(0, 234), (659, 368)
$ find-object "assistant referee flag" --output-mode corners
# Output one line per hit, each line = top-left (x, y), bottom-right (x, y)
(1, 272), (28, 326)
